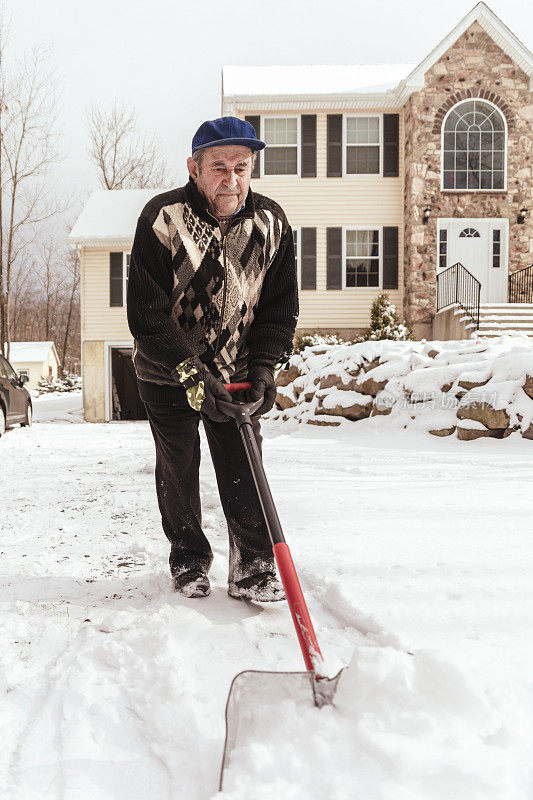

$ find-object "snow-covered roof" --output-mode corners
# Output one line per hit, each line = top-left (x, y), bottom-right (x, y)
(222, 64), (415, 97)
(223, 3), (533, 111)
(68, 188), (173, 246)
(6, 341), (59, 364)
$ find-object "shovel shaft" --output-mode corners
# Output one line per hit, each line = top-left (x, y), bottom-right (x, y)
(273, 542), (323, 672)
(238, 421), (324, 676)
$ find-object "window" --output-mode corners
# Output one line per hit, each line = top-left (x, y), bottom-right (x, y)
(125, 253), (130, 300)
(262, 117), (298, 176)
(110, 252), (131, 307)
(439, 228), (448, 270)
(492, 229), (501, 268)
(345, 116), (380, 175)
(1, 356), (18, 381)
(293, 228), (299, 287)
(459, 227), (480, 238)
(345, 229), (380, 288)
(442, 100), (506, 190)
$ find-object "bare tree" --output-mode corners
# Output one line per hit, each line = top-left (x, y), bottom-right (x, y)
(87, 102), (173, 190)
(0, 12), (65, 360)
(60, 243), (80, 371)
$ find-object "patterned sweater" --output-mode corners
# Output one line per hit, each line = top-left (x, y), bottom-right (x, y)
(126, 177), (299, 404)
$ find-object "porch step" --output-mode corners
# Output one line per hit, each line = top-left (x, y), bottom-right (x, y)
(473, 303), (533, 339)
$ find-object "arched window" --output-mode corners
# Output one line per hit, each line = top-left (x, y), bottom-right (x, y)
(442, 100), (506, 190)
(459, 227), (480, 237)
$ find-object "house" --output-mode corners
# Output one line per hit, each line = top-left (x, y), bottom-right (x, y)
(69, 1), (533, 423)
(222, 1), (533, 341)
(5, 341), (60, 390)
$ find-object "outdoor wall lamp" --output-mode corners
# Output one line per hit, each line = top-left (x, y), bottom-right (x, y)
(422, 207), (431, 224)
(517, 207), (527, 224)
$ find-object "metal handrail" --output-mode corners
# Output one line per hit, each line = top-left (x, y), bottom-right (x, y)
(436, 262), (481, 330)
(508, 264), (533, 303)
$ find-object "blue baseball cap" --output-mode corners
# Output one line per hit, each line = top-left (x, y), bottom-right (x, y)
(192, 117), (266, 155)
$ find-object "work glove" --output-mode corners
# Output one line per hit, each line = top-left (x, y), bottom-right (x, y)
(174, 357), (232, 423)
(245, 363), (277, 417)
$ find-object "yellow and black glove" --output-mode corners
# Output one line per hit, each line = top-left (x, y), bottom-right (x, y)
(174, 357), (232, 423)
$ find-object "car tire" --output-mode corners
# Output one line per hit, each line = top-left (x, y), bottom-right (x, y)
(21, 402), (32, 427)
(0, 405), (5, 436)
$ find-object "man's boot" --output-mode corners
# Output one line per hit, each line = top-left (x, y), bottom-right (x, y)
(228, 571), (285, 602)
(173, 568), (211, 598)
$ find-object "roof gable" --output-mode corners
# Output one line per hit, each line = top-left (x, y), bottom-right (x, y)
(399, 2), (533, 97)
(6, 341), (59, 364)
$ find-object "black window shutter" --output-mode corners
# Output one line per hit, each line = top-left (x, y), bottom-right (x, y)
(245, 116), (261, 178)
(383, 114), (399, 177)
(301, 228), (316, 289)
(327, 115), (342, 177)
(301, 115), (317, 178)
(110, 252), (123, 307)
(382, 227), (399, 289)
(326, 228), (343, 289)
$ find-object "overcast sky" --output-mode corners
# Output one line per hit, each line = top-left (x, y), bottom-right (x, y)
(4, 0), (533, 230)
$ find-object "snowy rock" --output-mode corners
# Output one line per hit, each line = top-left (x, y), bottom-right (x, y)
(307, 417), (341, 427)
(316, 390), (373, 421)
(275, 364), (301, 387)
(523, 374), (533, 401)
(457, 419), (496, 441)
(429, 425), (457, 437)
(457, 401), (510, 430)
(521, 421), (533, 439)
(275, 387), (297, 410)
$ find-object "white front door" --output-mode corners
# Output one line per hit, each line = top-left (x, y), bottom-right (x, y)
(438, 218), (508, 303)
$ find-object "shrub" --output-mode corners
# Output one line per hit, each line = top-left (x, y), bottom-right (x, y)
(36, 371), (82, 395)
(293, 332), (349, 354)
(355, 294), (414, 342)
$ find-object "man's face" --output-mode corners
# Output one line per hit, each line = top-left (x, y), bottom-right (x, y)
(187, 145), (253, 218)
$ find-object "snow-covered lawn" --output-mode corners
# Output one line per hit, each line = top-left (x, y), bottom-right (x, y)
(1, 391), (532, 799)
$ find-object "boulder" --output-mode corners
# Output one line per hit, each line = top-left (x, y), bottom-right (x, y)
(429, 426), (456, 437)
(427, 349), (439, 359)
(362, 356), (381, 373)
(440, 381), (454, 393)
(457, 425), (493, 441)
(303, 390), (316, 402)
(316, 392), (373, 421)
(275, 391), (296, 410)
(319, 373), (347, 390)
(523, 374), (533, 401)
(307, 417), (341, 427)
(275, 365), (300, 388)
(521, 421), (533, 440)
(354, 375), (388, 396)
(457, 377), (489, 390)
(457, 401), (510, 430)
(371, 390), (396, 416)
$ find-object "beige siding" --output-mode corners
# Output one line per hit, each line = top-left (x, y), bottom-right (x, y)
(82, 340), (106, 422)
(242, 108), (405, 329)
(81, 248), (133, 342)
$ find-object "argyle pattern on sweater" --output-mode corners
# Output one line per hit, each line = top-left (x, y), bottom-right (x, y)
(127, 179), (298, 392)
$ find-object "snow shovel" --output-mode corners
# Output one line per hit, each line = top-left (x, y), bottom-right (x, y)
(216, 383), (343, 790)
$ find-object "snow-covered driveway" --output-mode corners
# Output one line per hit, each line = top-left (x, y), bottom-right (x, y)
(1, 392), (532, 799)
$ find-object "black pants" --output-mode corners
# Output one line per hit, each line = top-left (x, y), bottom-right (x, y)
(144, 398), (275, 583)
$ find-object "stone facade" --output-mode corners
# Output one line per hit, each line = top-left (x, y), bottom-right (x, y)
(403, 21), (533, 338)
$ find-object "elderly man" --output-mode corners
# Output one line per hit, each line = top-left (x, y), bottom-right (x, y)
(127, 117), (298, 600)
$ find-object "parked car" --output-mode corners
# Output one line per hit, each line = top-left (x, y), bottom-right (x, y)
(0, 354), (32, 436)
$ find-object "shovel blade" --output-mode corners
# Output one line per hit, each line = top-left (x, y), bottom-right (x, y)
(219, 669), (343, 791)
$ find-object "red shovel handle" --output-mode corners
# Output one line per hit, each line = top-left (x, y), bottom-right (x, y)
(224, 382), (252, 393)
(273, 542), (324, 674)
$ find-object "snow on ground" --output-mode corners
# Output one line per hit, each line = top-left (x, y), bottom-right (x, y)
(1, 392), (532, 799)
